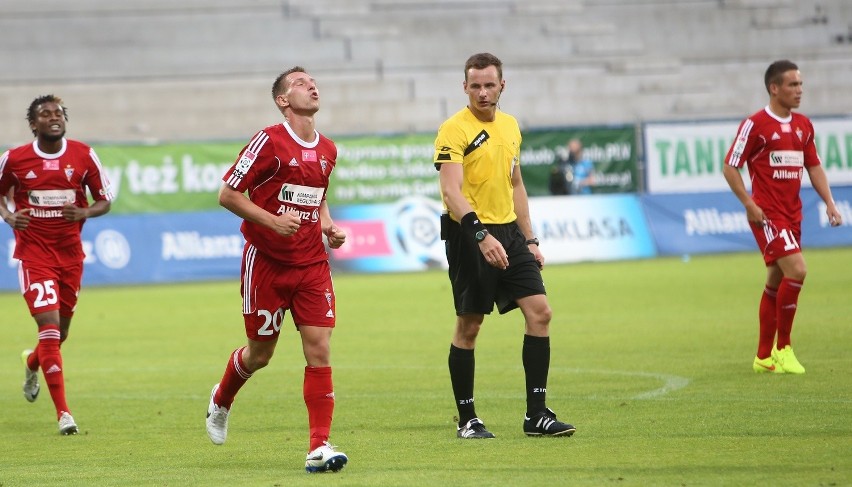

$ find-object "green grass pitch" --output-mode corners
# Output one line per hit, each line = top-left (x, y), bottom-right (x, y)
(1, 248), (850, 486)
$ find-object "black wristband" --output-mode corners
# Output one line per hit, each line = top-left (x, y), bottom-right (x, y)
(525, 237), (540, 246)
(460, 211), (486, 234)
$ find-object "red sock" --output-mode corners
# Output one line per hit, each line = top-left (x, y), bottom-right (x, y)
(38, 324), (70, 419)
(214, 347), (252, 409)
(756, 286), (778, 359)
(304, 366), (334, 452)
(776, 277), (803, 349)
(26, 348), (40, 371)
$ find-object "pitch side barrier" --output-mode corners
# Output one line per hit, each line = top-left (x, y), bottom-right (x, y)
(0, 210), (245, 291)
(0, 193), (659, 290)
(641, 187), (852, 257)
(2, 189), (848, 291)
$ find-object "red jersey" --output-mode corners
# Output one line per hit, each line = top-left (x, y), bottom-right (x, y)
(222, 122), (336, 266)
(0, 138), (114, 265)
(725, 107), (820, 224)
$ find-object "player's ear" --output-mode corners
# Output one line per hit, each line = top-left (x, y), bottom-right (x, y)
(768, 83), (779, 97)
(276, 94), (289, 109)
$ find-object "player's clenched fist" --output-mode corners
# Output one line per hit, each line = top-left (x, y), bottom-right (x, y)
(272, 207), (301, 237)
(3, 208), (31, 230)
(324, 225), (346, 249)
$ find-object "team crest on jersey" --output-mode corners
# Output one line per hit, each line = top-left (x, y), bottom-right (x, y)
(320, 155), (327, 175)
(796, 128), (803, 141)
(64, 165), (74, 181)
(43, 159), (59, 170)
(302, 150), (317, 162)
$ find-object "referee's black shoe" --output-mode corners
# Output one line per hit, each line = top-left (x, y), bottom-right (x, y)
(457, 418), (495, 439)
(523, 408), (576, 437)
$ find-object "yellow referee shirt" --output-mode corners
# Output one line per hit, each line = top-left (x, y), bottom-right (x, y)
(434, 107), (522, 224)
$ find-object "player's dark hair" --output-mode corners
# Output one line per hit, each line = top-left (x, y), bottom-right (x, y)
(27, 94), (67, 136)
(465, 53), (503, 81)
(764, 60), (798, 93)
(272, 66), (308, 99)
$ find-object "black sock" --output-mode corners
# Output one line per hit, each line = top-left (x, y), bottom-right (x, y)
(449, 344), (476, 426)
(522, 334), (550, 416)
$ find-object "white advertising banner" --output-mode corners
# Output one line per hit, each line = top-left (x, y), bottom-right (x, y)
(529, 194), (656, 264)
(644, 117), (852, 194)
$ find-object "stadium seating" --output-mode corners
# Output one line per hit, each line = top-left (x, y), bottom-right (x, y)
(0, 0), (850, 144)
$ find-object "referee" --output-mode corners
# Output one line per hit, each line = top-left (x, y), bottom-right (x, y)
(434, 53), (576, 440)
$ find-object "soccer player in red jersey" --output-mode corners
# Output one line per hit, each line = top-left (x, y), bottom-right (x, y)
(0, 95), (114, 434)
(205, 67), (349, 473)
(723, 60), (843, 374)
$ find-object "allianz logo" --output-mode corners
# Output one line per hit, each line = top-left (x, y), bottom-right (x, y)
(161, 231), (244, 260)
(683, 208), (750, 236)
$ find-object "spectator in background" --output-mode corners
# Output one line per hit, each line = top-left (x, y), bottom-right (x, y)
(0, 94), (114, 435)
(549, 139), (594, 196)
(567, 139), (594, 195)
(723, 59), (843, 375)
(548, 143), (572, 195)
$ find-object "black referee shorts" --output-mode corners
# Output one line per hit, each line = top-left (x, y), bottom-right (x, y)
(442, 215), (546, 316)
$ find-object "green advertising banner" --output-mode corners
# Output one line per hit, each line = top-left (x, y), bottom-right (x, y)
(519, 126), (638, 196)
(644, 117), (852, 194)
(89, 125), (637, 214)
(93, 142), (241, 214)
(331, 133), (440, 205)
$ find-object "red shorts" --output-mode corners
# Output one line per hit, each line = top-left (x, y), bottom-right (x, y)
(18, 260), (83, 317)
(749, 217), (802, 265)
(240, 244), (336, 341)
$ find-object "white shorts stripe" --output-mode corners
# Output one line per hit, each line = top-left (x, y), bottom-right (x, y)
(241, 244), (257, 315)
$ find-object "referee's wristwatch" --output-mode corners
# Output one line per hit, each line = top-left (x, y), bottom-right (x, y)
(525, 237), (540, 246)
(474, 229), (489, 243)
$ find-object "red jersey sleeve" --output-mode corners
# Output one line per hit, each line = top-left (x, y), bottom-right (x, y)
(725, 117), (763, 169)
(223, 130), (273, 193)
(801, 117), (820, 168)
(0, 150), (14, 195)
(81, 146), (115, 203)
